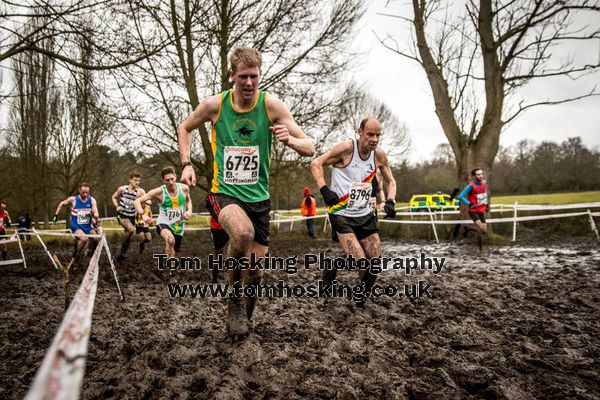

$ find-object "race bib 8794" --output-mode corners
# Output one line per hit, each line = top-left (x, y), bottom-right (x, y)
(347, 182), (372, 211)
(223, 146), (259, 185)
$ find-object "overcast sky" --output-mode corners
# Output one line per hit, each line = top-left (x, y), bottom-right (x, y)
(353, 0), (600, 163)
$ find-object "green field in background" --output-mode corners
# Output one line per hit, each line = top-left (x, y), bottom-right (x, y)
(492, 191), (600, 206)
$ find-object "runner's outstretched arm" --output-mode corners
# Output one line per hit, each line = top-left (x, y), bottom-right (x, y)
(54, 197), (74, 215)
(177, 95), (220, 186)
(91, 198), (100, 221)
(458, 185), (472, 207)
(376, 148), (396, 201)
(134, 188), (162, 216)
(111, 187), (123, 211)
(310, 141), (353, 207)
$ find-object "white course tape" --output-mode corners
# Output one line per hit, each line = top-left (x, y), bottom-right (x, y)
(16, 232), (26, 269)
(269, 214), (327, 224)
(101, 236), (124, 301)
(32, 229), (60, 271)
(25, 236), (104, 400)
(32, 230), (102, 239)
(514, 202), (600, 210)
(0, 233), (19, 244)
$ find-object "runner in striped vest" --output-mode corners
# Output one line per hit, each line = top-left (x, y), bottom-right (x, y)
(135, 166), (192, 258)
(311, 116), (397, 308)
(111, 173), (146, 262)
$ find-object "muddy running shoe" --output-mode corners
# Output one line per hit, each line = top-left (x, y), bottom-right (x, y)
(227, 297), (249, 341)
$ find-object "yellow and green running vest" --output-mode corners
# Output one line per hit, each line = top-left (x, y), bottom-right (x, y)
(210, 90), (273, 202)
(156, 183), (186, 235)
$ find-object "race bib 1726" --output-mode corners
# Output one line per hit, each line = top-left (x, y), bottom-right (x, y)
(223, 146), (259, 185)
(167, 208), (183, 224)
(347, 182), (372, 211)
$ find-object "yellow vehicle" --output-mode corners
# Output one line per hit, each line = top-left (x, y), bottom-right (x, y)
(409, 193), (458, 212)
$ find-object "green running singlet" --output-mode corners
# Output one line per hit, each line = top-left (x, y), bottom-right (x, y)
(210, 90), (273, 202)
(156, 183), (187, 235)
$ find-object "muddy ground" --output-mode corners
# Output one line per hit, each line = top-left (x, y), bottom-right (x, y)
(1, 236), (599, 399)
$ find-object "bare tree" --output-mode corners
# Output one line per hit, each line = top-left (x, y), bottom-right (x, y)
(0, 1), (172, 69)
(48, 26), (111, 201)
(377, 0), (600, 183)
(107, 0), (365, 191)
(7, 15), (60, 224)
(338, 82), (411, 161)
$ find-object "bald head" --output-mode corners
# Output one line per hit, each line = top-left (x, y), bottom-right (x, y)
(359, 116), (380, 131)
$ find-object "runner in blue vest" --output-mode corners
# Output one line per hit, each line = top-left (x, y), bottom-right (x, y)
(53, 183), (101, 266)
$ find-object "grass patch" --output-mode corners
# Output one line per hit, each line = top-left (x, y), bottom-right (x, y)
(493, 191), (600, 206)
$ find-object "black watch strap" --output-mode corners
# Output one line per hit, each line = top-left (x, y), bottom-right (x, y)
(181, 161), (192, 170)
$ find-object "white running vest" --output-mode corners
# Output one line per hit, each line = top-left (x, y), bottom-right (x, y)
(330, 139), (376, 218)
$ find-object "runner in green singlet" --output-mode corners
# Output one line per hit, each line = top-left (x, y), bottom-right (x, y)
(134, 166), (192, 258)
(178, 47), (315, 340)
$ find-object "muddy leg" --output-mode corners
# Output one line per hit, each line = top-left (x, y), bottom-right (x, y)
(245, 242), (267, 321)
(474, 221), (487, 252)
(117, 219), (135, 261)
(219, 204), (254, 340)
(159, 229), (176, 258)
(336, 232), (366, 303)
(356, 233), (381, 307)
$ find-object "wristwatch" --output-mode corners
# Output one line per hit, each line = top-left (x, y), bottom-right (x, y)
(181, 161), (193, 170)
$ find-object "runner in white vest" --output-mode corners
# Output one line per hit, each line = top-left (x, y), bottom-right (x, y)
(311, 116), (397, 307)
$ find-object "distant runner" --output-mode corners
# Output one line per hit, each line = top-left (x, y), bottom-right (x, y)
(0, 201), (12, 260)
(112, 173), (146, 261)
(53, 183), (101, 266)
(458, 168), (490, 251)
(300, 187), (317, 239)
(136, 200), (153, 254)
(134, 167), (192, 258)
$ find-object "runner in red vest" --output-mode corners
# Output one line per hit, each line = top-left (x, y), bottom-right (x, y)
(0, 201), (12, 260)
(458, 168), (490, 250)
(300, 187), (317, 238)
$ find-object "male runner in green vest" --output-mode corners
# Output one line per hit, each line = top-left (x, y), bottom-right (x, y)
(134, 166), (192, 258)
(178, 47), (315, 340)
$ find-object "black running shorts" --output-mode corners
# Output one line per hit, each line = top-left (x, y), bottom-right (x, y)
(205, 194), (271, 246)
(328, 212), (379, 241)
